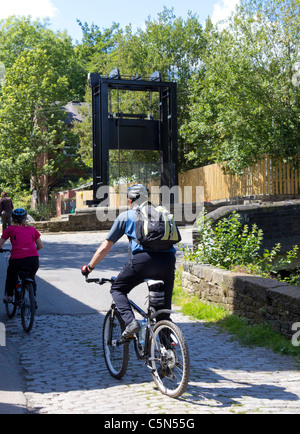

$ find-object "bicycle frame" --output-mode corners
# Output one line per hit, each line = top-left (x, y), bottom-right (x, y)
(84, 274), (190, 398)
(85, 276), (173, 356)
(85, 276), (173, 322)
(1, 248), (36, 332)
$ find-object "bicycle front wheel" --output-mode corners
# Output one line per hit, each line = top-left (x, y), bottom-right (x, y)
(102, 309), (129, 379)
(21, 281), (35, 333)
(150, 320), (190, 398)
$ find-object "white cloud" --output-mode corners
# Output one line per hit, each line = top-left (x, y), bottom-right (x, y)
(0, 0), (58, 20)
(211, 0), (239, 25)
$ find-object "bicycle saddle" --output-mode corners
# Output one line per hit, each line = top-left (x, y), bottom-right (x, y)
(18, 268), (32, 280)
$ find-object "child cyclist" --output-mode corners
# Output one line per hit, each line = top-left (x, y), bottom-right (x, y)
(0, 208), (43, 304)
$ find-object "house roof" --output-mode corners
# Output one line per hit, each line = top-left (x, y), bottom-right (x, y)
(62, 101), (87, 124)
(56, 181), (93, 194)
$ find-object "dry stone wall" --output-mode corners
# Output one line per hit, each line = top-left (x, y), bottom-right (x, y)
(182, 262), (300, 339)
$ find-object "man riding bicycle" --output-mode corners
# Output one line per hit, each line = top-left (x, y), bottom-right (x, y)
(82, 184), (176, 340)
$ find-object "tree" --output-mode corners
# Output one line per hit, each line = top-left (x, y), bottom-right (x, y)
(75, 20), (119, 73)
(0, 30), (82, 202)
(72, 98), (93, 168)
(0, 16), (47, 69)
(76, 8), (206, 172)
(0, 16), (87, 101)
(180, 0), (300, 174)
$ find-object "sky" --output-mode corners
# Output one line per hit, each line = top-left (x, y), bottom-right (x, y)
(0, 0), (240, 43)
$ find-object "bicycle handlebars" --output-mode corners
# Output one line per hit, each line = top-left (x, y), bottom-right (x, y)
(85, 276), (115, 285)
(83, 274), (174, 318)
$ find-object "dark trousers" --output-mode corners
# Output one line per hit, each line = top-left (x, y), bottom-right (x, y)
(110, 251), (176, 326)
(1, 212), (12, 231)
(5, 256), (39, 297)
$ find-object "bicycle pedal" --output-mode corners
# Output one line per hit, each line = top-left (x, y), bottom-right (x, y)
(119, 336), (133, 345)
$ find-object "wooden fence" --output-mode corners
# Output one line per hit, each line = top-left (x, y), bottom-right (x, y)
(178, 156), (300, 203)
(74, 156), (300, 210)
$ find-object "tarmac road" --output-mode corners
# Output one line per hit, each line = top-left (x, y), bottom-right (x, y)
(1, 227), (300, 415)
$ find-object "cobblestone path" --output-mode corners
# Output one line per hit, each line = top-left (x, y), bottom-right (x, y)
(6, 309), (300, 414)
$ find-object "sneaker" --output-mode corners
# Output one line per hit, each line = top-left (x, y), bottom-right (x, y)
(121, 319), (141, 339)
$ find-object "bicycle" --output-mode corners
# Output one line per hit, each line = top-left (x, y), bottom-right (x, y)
(84, 275), (190, 398)
(1, 248), (36, 333)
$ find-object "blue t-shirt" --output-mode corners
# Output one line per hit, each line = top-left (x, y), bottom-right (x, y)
(106, 208), (175, 255)
(106, 209), (144, 254)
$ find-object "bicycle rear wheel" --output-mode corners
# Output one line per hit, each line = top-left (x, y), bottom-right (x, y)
(5, 291), (17, 318)
(102, 309), (129, 379)
(150, 320), (190, 398)
(21, 281), (35, 333)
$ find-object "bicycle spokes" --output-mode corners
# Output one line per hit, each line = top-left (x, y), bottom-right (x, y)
(4, 295), (17, 318)
(102, 310), (129, 379)
(150, 320), (190, 398)
(21, 282), (35, 333)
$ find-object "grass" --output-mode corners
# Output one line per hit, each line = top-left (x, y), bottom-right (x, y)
(173, 269), (300, 361)
(172, 270), (230, 323)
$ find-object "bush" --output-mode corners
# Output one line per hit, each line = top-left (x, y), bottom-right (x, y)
(28, 200), (55, 221)
(28, 198), (56, 221)
(182, 211), (299, 278)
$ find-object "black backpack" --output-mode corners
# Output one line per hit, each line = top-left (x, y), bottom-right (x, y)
(134, 202), (181, 251)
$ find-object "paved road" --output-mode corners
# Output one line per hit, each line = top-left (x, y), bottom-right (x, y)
(1, 228), (300, 414)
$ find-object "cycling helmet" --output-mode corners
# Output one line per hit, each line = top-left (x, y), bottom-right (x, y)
(127, 184), (149, 202)
(12, 208), (27, 222)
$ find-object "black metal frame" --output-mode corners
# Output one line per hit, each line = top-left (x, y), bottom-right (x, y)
(88, 72), (178, 205)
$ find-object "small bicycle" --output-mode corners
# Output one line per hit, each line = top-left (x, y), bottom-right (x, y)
(84, 275), (190, 398)
(1, 248), (36, 333)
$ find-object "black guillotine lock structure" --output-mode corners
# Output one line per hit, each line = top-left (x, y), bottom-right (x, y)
(87, 69), (178, 206)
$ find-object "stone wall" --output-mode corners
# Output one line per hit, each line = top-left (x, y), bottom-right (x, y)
(31, 207), (127, 233)
(182, 262), (300, 339)
(193, 199), (300, 253)
(31, 202), (197, 233)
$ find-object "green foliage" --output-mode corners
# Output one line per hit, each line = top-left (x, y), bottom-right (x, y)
(220, 315), (300, 357)
(28, 199), (56, 221)
(1, 4), (300, 201)
(10, 191), (32, 210)
(78, 7), (206, 171)
(180, 0), (300, 173)
(172, 269), (230, 322)
(0, 17), (87, 201)
(4, 189), (55, 221)
(75, 20), (120, 74)
(72, 101), (93, 168)
(182, 211), (299, 278)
